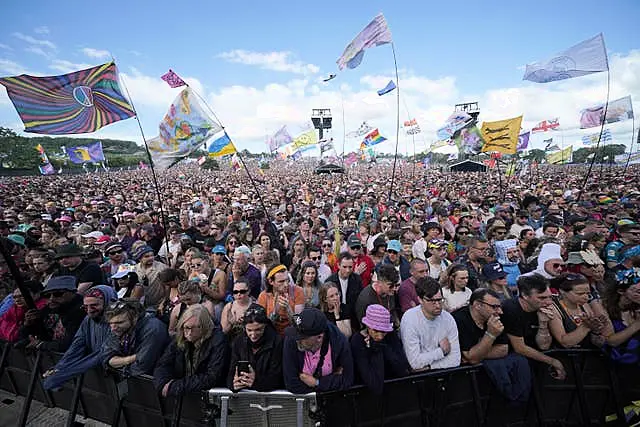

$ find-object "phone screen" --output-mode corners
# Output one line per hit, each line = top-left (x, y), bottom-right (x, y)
(237, 361), (250, 374)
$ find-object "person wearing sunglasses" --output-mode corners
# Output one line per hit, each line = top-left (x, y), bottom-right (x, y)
(19, 275), (86, 352)
(221, 280), (255, 341)
(522, 243), (565, 280)
(378, 240), (411, 281)
(227, 303), (284, 392)
(604, 223), (640, 270)
(400, 276), (461, 371)
(101, 242), (134, 286)
(42, 285), (117, 390)
(154, 304), (227, 397)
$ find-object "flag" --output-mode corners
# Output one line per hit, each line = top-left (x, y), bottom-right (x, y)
(517, 131), (530, 151)
(231, 153), (241, 170)
(345, 152), (359, 167)
(532, 118), (560, 133)
(377, 80), (396, 96)
(0, 62), (135, 134)
(147, 87), (222, 168)
(582, 129), (612, 145)
(480, 116), (522, 155)
(35, 144), (45, 154)
(160, 69), (187, 88)
(291, 129), (319, 149)
(436, 112), (473, 140)
(197, 155), (206, 165)
(404, 118), (421, 135)
(39, 163), (55, 175)
(546, 146), (573, 164)
(323, 74), (337, 82)
(67, 141), (105, 164)
(453, 125), (485, 155)
(523, 33), (608, 83)
(360, 128), (386, 149)
(337, 13), (393, 70)
(346, 121), (373, 138)
(320, 138), (334, 154)
(505, 163), (516, 177)
(580, 95), (634, 129)
(422, 154), (431, 168)
(208, 132), (237, 157)
(267, 125), (293, 152)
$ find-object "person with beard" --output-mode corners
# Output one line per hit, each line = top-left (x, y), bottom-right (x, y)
(19, 276), (86, 352)
(42, 285), (117, 390)
(455, 237), (490, 290)
(154, 304), (228, 397)
(54, 243), (104, 293)
(101, 299), (168, 376)
(350, 304), (409, 395)
(133, 245), (168, 310)
(227, 304), (284, 392)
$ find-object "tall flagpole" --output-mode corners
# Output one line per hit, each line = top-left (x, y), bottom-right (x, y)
(623, 113), (636, 177)
(387, 42), (401, 204)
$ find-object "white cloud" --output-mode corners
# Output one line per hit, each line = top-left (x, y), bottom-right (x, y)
(218, 50), (320, 75)
(12, 32), (56, 50)
(34, 26), (50, 35)
(0, 59), (30, 75)
(0, 43), (12, 51)
(25, 46), (51, 59)
(49, 59), (92, 73)
(81, 47), (110, 59)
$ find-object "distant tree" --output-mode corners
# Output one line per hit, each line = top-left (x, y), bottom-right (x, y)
(524, 149), (546, 163)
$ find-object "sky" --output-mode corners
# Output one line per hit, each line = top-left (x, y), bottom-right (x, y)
(0, 0), (639, 156)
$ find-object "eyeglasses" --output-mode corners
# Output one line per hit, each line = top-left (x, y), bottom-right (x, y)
(551, 263), (566, 269)
(322, 243), (332, 248)
(233, 289), (249, 295)
(478, 300), (502, 310)
(310, 256), (321, 261)
(46, 291), (69, 298)
(423, 297), (443, 304)
(387, 250), (398, 255)
(108, 249), (124, 256)
(350, 245), (362, 250)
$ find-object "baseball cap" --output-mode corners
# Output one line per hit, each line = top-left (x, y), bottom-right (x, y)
(482, 262), (508, 281)
(347, 235), (362, 248)
(286, 308), (328, 340)
(212, 245), (226, 254)
(386, 239), (402, 253)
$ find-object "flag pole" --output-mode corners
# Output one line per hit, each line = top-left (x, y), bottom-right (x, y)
(118, 70), (171, 257)
(623, 113), (636, 177)
(577, 66), (611, 201)
(387, 42), (401, 204)
(188, 88), (273, 223)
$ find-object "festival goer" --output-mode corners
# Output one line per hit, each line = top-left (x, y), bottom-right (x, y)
(440, 263), (472, 313)
(282, 307), (354, 394)
(481, 262), (513, 301)
(257, 264), (304, 335)
(355, 264), (400, 330)
(426, 239), (451, 280)
(0, 280), (47, 342)
(400, 277), (461, 371)
(220, 279), (254, 341)
(308, 245), (331, 284)
(296, 260), (321, 308)
(133, 244), (168, 309)
(347, 235), (375, 287)
(325, 253), (363, 322)
(398, 258), (429, 315)
(54, 243), (104, 293)
(319, 282), (352, 338)
(168, 281), (215, 335)
(378, 239), (411, 281)
(154, 304), (228, 397)
(228, 245), (262, 300)
(522, 243), (565, 279)
(455, 237), (490, 290)
(111, 265), (144, 300)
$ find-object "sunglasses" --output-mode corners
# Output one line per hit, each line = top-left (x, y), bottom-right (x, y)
(322, 243), (332, 247)
(108, 249), (124, 256)
(350, 245), (362, 250)
(387, 250), (398, 255)
(245, 306), (266, 317)
(310, 256), (321, 261)
(46, 291), (69, 298)
(551, 263), (566, 269)
(233, 289), (249, 295)
(228, 241), (238, 245)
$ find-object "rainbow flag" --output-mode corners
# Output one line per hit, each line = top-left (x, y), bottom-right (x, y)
(360, 128), (386, 149)
(0, 62), (135, 134)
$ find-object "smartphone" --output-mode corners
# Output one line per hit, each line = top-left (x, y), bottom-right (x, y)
(237, 361), (251, 374)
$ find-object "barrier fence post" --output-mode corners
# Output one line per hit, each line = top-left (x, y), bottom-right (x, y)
(65, 373), (84, 427)
(569, 353), (591, 425)
(171, 394), (183, 427)
(17, 349), (43, 427)
(219, 395), (229, 427)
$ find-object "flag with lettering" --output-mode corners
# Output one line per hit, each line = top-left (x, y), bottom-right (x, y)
(480, 116), (522, 154)
(582, 129), (612, 145)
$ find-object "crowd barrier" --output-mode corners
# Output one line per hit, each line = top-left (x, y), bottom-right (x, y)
(0, 342), (638, 427)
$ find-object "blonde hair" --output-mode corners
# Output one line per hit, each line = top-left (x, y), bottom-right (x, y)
(176, 304), (214, 349)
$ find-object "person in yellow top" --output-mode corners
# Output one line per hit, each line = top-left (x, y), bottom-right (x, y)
(257, 265), (305, 335)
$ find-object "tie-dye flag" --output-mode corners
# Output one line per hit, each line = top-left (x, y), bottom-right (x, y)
(161, 69), (186, 88)
(0, 62), (135, 134)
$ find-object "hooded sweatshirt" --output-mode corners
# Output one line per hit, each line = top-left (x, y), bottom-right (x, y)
(523, 243), (562, 280)
(44, 285), (117, 390)
(494, 239), (521, 288)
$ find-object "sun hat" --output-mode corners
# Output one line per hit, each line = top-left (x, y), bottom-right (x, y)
(362, 304), (393, 332)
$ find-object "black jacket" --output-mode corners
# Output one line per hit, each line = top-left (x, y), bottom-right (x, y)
(20, 293), (86, 352)
(227, 324), (284, 392)
(325, 272), (363, 330)
(154, 327), (228, 396)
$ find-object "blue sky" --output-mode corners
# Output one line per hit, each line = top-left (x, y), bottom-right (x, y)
(1, 0), (639, 155)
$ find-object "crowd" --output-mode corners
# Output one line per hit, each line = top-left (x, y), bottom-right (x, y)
(0, 159), (638, 405)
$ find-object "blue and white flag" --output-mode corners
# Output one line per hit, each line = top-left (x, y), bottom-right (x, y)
(523, 33), (608, 83)
(377, 80), (396, 96)
(582, 129), (612, 145)
(337, 14), (393, 71)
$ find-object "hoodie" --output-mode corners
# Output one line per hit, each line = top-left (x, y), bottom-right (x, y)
(523, 243), (562, 280)
(494, 239), (521, 288)
(44, 285), (117, 390)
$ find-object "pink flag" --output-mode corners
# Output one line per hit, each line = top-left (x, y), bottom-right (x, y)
(161, 69), (186, 88)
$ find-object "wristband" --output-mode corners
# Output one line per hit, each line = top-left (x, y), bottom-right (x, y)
(484, 331), (496, 340)
(315, 379), (320, 388)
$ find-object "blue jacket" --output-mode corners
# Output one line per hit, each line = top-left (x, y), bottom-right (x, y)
(379, 255), (411, 282)
(44, 285), (117, 390)
(283, 323), (353, 394)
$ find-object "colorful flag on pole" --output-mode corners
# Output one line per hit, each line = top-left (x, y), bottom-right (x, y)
(360, 128), (387, 149)
(480, 116), (522, 155)
(579, 95), (634, 129)
(320, 138), (334, 154)
(291, 129), (319, 149)
(582, 129), (612, 145)
(546, 146), (573, 164)
(404, 118), (421, 135)
(377, 80), (396, 96)
(160, 69), (187, 88)
(230, 153), (241, 170)
(0, 62), (135, 134)
(39, 163), (55, 175)
(517, 131), (530, 151)
(147, 87), (222, 168)
(337, 13), (393, 70)
(345, 152), (359, 167)
(208, 132), (237, 157)
(346, 121), (373, 138)
(523, 33), (608, 83)
(453, 125), (485, 155)
(436, 112), (473, 141)
(267, 125), (293, 152)
(532, 118), (560, 133)
(67, 141), (105, 164)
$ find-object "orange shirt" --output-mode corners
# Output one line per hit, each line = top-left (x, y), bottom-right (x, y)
(257, 286), (305, 335)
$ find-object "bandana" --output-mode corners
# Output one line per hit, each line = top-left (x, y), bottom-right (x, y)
(85, 288), (105, 301)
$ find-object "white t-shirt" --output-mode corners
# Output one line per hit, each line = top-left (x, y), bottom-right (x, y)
(441, 287), (472, 312)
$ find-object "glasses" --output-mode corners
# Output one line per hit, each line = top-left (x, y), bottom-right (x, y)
(192, 263), (204, 268)
(381, 219), (389, 223)
(423, 297), (443, 304)
(310, 256), (321, 261)
(551, 263), (566, 269)
(348, 217), (357, 221)
(478, 300), (502, 310)
(387, 250), (398, 255)
(350, 245), (362, 250)
(322, 243), (332, 248)
(233, 289), (249, 295)
(245, 306), (266, 318)
(228, 241), (238, 245)
(108, 249), (124, 256)
(46, 291), (69, 298)
(182, 325), (201, 332)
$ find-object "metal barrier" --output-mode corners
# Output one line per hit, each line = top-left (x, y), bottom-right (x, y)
(0, 343), (638, 427)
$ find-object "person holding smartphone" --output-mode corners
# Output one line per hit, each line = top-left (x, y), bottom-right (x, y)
(227, 304), (284, 392)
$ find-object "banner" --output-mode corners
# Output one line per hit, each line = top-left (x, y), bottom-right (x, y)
(453, 125), (485, 155)
(360, 128), (387, 149)
(580, 95), (634, 129)
(67, 141), (105, 164)
(291, 129), (319, 149)
(517, 131), (530, 151)
(404, 118), (421, 135)
(208, 132), (237, 157)
(532, 118), (560, 133)
(582, 128), (612, 145)
(615, 152), (640, 165)
(337, 14), (393, 70)
(546, 146), (573, 164)
(480, 116), (522, 154)
(346, 121), (373, 138)
(436, 112), (473, 140)
(267, 125), (293, 152)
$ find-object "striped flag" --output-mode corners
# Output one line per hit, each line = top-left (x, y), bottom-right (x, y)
(582, 129), (612, 145)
